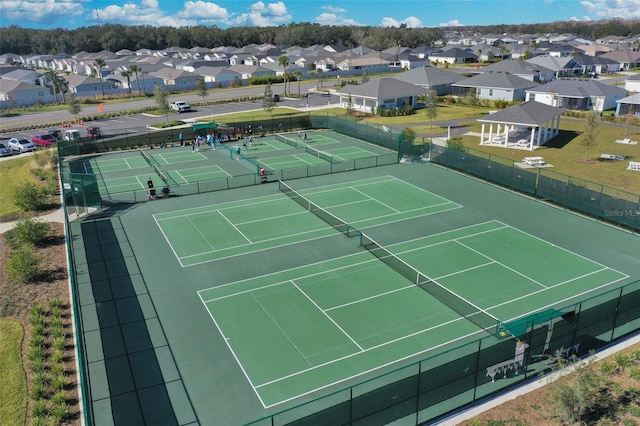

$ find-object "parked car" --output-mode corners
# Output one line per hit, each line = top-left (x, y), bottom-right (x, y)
(32, 133), (57, 147)
(0, 142), (13, 157)
(63, 129), (81, 142)
(87, 126), (103, 140)
(8, 137), (36, 153)
(47, 129), (62, 140)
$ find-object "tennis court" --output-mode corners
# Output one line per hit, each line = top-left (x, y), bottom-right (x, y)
(197, 217), (627, 408)
(153, 176), (461, 265)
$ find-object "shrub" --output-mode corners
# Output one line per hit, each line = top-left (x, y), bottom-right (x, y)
(615, 353), (634, 370)
(11, 182), (45, 211)
(600, 360), (619, 376)
(9, 217), (51, 247)
(5, 245), (42, 284)
(31, 400), (48, 418)
(629, 366), (640, 381)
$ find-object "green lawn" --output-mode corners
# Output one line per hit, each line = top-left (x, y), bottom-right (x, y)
(0, 156), (39, 221)
(454, 119), (640, 194)
(0, 318), (27, 426)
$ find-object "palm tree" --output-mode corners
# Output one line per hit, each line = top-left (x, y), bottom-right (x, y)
(44, 69), (59, 102)
(94, 58), (106, 97)
(129, 64), (142, 95)
(121, 69), (133, 95)
(293, 70), (302, 97)
(278, 55), (289, 97)
(54, 76), (69, 102)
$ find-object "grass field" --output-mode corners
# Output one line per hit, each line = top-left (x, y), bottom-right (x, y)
(452, 119), (640, 193)
(0, 318), (27, 426)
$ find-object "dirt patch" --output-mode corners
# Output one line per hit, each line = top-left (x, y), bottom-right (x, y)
(0, 222), (81, 425)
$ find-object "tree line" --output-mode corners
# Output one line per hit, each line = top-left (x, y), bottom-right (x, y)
(1, 19), (639, 56)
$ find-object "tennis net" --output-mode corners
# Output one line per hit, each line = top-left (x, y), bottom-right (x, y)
(279, 180), (358, 238)
(154, 164), (170, 186)
(276, 133), (301, 148)
(305, 145), (338, 163)
(140, 149), (157, 166)
(360, 232), (500, 333)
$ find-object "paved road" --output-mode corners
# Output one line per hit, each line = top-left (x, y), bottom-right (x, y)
(0, 82), (339, 142)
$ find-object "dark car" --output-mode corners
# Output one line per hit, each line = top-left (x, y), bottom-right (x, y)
(87, 126), (103, 140)
(32, 133), (57, 147)
(47, 129), (62, 140)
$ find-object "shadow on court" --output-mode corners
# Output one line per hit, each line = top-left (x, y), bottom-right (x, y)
(73, 218), (197, 425)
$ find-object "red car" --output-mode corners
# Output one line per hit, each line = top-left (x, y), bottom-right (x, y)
(32, 133), (57, 147)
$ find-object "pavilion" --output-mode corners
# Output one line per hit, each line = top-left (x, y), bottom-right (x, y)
(477, 101), (565, 151)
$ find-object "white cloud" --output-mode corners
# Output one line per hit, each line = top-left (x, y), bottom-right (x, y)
(1, 0), (85, 25)
(322, 5), (346, 13)
(314, 11), (363, 26)
(439, 19), (465, 27)
(177, 1), (229, 22)
(230, 1), (292, 26)
(381, 16), (422, 28)
(581, 0), (640, 19)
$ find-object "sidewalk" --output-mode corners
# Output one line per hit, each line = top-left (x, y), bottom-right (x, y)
(0, 207), (65, 234)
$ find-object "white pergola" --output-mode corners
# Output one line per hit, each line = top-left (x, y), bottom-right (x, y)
(477, 101), (565, 151)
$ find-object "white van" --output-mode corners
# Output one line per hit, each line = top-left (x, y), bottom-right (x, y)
(63, 129), (81, 142)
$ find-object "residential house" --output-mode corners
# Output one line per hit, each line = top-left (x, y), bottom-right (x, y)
(428, 48), (477, 65)
(336, 77), (427, 113)
(150, 68), (201, 91)
(625, 74), (640, 93)
(226, 64), (276, 81)
(571, 54), (621, 75)
(479, 59), (555, 83)
(452, 71), (539, 101)
(336, 54), (391, 74)
(615, 93), (640, 116)
(63, 74), (115, 96)
(526, 55), (583, 78)
(525, 78), (627, 112)
(601, 49), (640, 71)
(193, 67), (243, 87)
(392, 65), (465, 95)
(0, 67), (43, 85)
(0, 79), (53, 107)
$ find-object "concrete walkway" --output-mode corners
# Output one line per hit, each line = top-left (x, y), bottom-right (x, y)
(0, 207), (65, 234)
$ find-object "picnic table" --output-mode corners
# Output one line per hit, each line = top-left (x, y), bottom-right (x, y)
(522, 156), (545, 166)
(599, 154), (626, 161)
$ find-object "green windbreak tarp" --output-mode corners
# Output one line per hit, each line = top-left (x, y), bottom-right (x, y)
(192, 122), (218, 131)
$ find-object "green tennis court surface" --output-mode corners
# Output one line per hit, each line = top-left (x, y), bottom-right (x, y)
(153, 176), (461, 265)
(198, 220), (627, 408)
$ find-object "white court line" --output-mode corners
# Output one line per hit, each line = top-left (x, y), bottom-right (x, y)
(197, 291), (265, 407)
(291, 154), (315, 165)
(454, 240), (549, 289)
(122, 157), (134, 169)
(251, 289), (313, 366)
(154, 193), (286, 220)
(187, 215), (217, 251)
(153, 215), (185, 267)
(218, 210), (252, 244)
(291, 280), (364, 351)
(326, 285), (415, 311)
(351, 187), (400, 213)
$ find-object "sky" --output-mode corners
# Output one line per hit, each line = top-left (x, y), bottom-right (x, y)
(0, 0), (639, 30)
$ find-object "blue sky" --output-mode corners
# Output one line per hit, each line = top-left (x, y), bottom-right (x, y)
(1, 0), (639, 30)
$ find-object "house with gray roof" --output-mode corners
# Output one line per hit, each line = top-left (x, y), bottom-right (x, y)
(392, 65), (464, 95)
(479, 59), (555, 83)
(477, 101), (565, 151)
(525, 78), (627, 112)
(428, 48), (477, 65)
(63, 74), (116, 96)
(149, 68), (201, 91)
(615, 92), (640, 117)
(526, 55), (583, 78)
(625, 73), (640, 93)
(601, 49), (640, 71)
(0, 79), (53, 107)
(571, 54), (621, 75)
(336, 77), (428, 113)
(452, 71), (539, 101)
